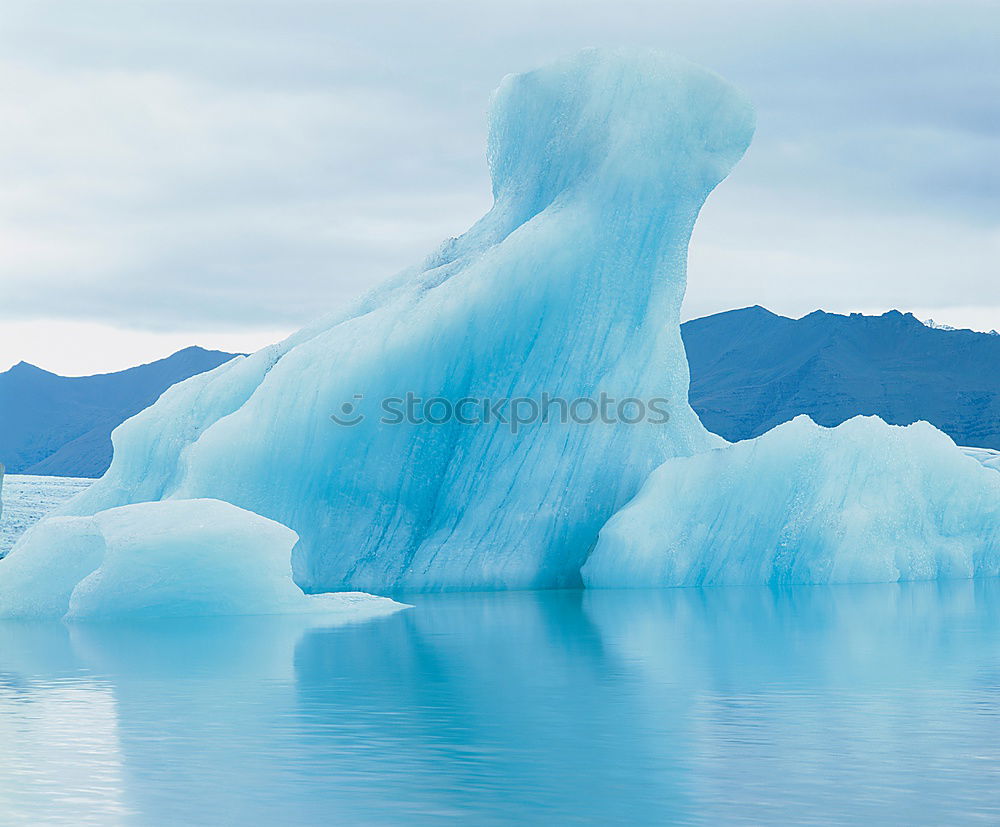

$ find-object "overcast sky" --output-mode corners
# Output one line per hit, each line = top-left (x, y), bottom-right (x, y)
(1, 0), (997, 374)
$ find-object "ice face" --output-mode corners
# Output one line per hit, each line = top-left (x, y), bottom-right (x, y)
(583, 416), (1000, 588)
(0, 498), (408, 619)
(56, 50), (754, 592)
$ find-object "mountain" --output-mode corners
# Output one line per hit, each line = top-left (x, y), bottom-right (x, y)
(0, 347), (239, 477)
(682, 306), (1000, 450)
(2, 307), (996, 481)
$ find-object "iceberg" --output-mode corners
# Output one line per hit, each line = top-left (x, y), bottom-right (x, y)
(51, 49), (755, 592)
(0, 498), (407, 620)
(4, 49), (996, 602)
(583, 416), (1000, 588)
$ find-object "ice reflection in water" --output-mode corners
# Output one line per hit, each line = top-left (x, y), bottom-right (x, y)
(3, 583), (1000, 824)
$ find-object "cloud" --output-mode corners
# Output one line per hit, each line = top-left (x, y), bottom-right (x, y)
(0, 0), (997, 356)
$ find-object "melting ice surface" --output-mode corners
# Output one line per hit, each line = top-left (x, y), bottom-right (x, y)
(5, 584), (1000, 824)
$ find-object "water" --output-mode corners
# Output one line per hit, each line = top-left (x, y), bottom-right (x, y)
(3, 582), (1000, 824)
(0, 474), (93, 557)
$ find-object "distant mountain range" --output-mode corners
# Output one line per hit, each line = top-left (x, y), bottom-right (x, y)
(1, 308), (997, 478)
(683, 307), (1000, 450)
(0, 347), (238, 477)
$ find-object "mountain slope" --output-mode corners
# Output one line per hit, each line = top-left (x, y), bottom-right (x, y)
(682, 307), (1000, 449)
(0, 347), (239, 477)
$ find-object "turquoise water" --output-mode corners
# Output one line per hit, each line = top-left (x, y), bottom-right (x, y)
(3, 583), (1000, 824)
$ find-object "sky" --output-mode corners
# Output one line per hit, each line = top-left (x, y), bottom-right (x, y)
(0, 0), (997, 374)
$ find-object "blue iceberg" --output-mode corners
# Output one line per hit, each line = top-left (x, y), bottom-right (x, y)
(50, 49), (754, 592)
(584, 416), (1000, 587)
(1, 49), (996, 610)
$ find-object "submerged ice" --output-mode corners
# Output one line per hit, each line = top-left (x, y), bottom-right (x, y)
(1, 49), (997, 607)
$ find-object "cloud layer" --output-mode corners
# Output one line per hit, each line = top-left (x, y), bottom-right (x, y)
(1, 0), (997, 344)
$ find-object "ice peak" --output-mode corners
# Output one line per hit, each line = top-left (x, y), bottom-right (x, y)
(487, 49), (756, 222)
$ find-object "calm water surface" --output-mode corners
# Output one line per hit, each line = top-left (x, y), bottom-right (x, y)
(3, 582), (1000, 824)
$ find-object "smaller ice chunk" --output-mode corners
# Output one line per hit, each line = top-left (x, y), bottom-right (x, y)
(0, 516), (105, 617)
(0, 499), (407, 621)
(583, 416), (1000, 588)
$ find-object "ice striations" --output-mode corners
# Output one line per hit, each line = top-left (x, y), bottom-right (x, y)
(583, 416), (1000, 588)
(48, 49), (755, 592)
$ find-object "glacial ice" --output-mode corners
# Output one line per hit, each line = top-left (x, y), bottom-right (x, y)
(0, 498), (407, 620)
(583, 416), (1000, 588)
(53, 49), (754, 592)
(963, 446), (1000, 474)
(4, 48), (997, 602)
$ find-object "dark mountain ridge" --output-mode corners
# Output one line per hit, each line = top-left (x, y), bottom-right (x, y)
(682, 306), (1000, 449)
(0, 346), (239, 477)
(2, 308), (997, 479)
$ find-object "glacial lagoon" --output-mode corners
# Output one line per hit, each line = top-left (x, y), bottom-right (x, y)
(4, 582), (1000, 824)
